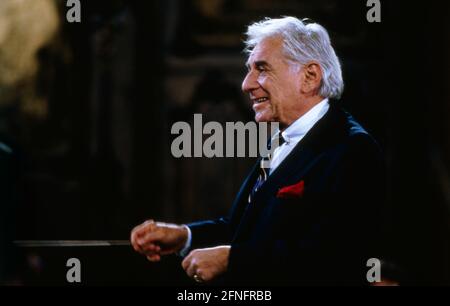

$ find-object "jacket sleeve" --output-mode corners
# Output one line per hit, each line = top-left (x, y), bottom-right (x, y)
(186, 161), (261, 250)
(187, 217), (232, 250)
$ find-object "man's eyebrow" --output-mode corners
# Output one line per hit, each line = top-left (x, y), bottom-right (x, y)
(246, 60), (271, 70)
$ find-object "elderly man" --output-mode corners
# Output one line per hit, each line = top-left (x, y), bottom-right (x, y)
(131, 17), (384, 285)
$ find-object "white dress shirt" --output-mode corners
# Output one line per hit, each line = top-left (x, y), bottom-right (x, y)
(269, 98), (329, 175)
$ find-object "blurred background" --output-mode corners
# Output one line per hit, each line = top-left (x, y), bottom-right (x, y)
(0, 0), (449, 285)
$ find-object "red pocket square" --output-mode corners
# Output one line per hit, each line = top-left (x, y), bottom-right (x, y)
(276, 180), (305, 199)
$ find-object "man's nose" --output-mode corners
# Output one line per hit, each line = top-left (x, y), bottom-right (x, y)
(241, 71), (258, 93)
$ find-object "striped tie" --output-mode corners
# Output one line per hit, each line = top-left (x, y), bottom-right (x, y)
(248, 134), (285, 203)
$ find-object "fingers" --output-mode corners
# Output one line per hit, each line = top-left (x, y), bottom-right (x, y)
(182, 250), (206, 281)
(131, 219), (185, 262)
(187, 263), (198, 279)
(135, 219), (156, 237)
(146, 254), (161, 262)
(130, 219), (158, 254)
(130, 228), (141, 253)
(181, 247), (230, 283)
(130, 227), (143, 253)
(181, 254), (190, 271)
(139, 229), (164, 247)
(141, 243), (161, 256)
(182, 253), (198, 278)
(138, 232), (165, 259)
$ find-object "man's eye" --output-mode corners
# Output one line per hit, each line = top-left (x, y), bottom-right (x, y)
(256, 65), (266, 72)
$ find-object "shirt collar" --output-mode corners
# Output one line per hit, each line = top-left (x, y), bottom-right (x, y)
(274, 98), (330, 145)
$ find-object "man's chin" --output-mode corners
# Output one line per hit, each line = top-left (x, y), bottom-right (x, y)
(254, 114), (272, 123)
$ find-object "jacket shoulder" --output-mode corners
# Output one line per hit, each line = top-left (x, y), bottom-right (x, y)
(335, 108), (379, 149)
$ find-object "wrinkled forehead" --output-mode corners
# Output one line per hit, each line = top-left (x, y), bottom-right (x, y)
(245, 36), (285, 67)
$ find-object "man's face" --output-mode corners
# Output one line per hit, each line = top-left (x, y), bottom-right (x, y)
(242, 37), (304, 128)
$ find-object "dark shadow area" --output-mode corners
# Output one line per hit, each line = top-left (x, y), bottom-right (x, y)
(0, 0), (448, 285)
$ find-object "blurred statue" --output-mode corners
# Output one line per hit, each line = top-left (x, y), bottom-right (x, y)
(0, 0), (59, 117)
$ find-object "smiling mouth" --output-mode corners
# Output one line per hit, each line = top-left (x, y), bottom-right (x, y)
(252, 97), (269, 104)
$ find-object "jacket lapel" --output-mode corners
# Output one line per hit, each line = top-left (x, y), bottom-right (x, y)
(231, 104), (343, 242)
(227, 158), (261, 231)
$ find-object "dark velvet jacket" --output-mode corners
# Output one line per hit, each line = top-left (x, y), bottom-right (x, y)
(188, 104), (385, 285)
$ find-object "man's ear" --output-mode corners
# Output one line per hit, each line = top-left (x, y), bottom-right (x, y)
(300, 62), (323, 94)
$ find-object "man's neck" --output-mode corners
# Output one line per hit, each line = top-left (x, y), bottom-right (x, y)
(280, 95), (325, 131)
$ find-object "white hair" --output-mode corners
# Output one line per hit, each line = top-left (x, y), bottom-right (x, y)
(244, 17), (344, 99)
